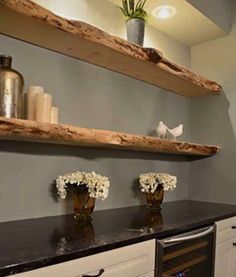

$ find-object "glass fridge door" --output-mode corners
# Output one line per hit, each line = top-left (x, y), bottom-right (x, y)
(157, 226), (215, 277)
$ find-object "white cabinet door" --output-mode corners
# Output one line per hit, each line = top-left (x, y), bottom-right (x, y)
(232, 245), (236, 277)
(13, 240), (155, 277)
(215, 239), (234, 277)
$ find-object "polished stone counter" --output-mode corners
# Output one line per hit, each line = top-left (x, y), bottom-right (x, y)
(1, 200), (236, 276)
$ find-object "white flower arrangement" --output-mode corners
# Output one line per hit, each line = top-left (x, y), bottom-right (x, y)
(139, 173), (177, 194)
(56, 171), (110, 200)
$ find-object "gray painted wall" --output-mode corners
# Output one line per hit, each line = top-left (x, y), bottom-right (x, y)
(189, 7), (236, 204)
(0, 34), (191, 222)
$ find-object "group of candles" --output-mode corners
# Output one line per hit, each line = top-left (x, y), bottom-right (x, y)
(27, 86), (59, 124)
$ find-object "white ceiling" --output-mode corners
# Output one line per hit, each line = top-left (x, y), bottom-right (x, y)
(109, 0), (228, 46)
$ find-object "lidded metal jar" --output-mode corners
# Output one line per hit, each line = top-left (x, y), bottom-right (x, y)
(0, 55), (24, 118)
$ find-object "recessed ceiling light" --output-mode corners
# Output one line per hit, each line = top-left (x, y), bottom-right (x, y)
(152, 5), (177, 20)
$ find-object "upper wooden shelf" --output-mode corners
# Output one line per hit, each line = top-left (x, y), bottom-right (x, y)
(0, 117), (220, 157)
(0, 0), (222, 97)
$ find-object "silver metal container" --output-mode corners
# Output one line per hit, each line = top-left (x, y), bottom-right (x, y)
(126, 18), (145, 46)
(0, 55), (24, 118)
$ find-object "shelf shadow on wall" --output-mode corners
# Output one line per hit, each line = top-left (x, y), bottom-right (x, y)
(0, 140), (205, 162)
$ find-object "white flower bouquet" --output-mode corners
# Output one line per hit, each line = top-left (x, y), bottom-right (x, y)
(56, 171), (110, 200)
(139, 172), (177, 194)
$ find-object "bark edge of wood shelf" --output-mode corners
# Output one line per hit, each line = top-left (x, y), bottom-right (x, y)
(0, 0), (222, 97)
(0, 117), (220, 157)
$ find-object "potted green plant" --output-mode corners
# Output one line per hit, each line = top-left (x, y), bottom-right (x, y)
(120, 0), (148, 46)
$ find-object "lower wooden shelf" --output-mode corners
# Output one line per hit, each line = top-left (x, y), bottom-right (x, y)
(0, 117), (220, 156)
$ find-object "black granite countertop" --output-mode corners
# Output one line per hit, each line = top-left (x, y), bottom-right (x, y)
(1, 200), (236, 276)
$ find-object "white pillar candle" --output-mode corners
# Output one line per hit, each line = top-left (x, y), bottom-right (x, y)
(35, 93), (52, 123)
(27, 86), (44, 120)
(51, 106), (59, 124)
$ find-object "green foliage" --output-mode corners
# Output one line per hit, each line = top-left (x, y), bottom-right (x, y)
(120, 0), (148, 21)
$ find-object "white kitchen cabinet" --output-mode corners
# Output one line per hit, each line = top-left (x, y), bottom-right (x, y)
(232, 245), (236, 277)
(216, 217), (236, 244)
(140, 272), (154, 277)
(215, 238), (234, 277)
(13, 240), (155, 277)
(215, 217), (236, 277)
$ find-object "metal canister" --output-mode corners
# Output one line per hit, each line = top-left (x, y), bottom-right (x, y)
(0, 55), (24, 118)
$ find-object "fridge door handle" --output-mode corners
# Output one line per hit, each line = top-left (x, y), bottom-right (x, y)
(163, 226), (214, 244)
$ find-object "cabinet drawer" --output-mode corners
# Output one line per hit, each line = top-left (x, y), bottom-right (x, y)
(216, 217), (236, 243)
(13, 240), (155, 277)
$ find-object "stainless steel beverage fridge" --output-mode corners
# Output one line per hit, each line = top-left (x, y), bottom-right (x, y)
(156, 225), (216, 277)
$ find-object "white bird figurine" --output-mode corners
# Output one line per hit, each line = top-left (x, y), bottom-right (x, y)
(168, 124), (183, 140)
(156, 121), (184, 140)
(156, 121), (168, 138)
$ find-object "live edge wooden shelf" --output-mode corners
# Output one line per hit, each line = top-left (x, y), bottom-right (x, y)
(0, 0), (222, 97)
(0, 117), (220, 157)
